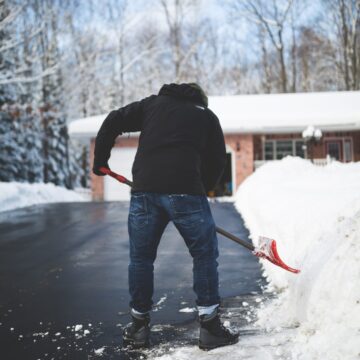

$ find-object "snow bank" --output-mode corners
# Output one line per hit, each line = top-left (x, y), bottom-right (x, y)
(0, 182), (87, 212)
(236, 157), (360, 359)
(151, 157), (360, 360)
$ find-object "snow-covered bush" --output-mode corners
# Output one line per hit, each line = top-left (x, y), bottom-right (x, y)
(0, 106), (43, 183)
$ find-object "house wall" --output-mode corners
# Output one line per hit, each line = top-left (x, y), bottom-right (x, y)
(256, 131), (360, 161)
(253, 135), (263, 160)
(90, 140), (103, 201)
(350, 130), (360, 161)
(91, 134), (254, 199)
(313, 131), (356, 159)
(224, 134), (254, 189)
(90, 130), (360, 200)
(91, 137), (139, 200)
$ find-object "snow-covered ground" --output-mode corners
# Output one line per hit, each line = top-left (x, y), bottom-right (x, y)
(152, 157), (360, 360)
(0, 182), (88, 212)
(2, 160), (359, 359)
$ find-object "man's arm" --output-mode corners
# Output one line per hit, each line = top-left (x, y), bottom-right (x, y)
(201, 111), (227, 192)
(93, 97), (152, 175)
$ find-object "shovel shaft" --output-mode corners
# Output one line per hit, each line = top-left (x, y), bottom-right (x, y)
(98, 167), (300, 274)
(215, 226), (255, 251)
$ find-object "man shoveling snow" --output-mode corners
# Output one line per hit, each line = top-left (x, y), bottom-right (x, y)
(92, 83), (239, 350)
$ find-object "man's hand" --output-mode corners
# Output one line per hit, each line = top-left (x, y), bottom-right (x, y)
(93, 163), (110, 176)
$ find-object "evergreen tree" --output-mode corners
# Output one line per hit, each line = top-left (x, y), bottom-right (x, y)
(22, 106), (44, 183)
(0, 110), (22, 181)
(38, 0), (72, 188)
(43, 110), (72, 188)
(69, 140), (89, 189)
(0, 0), (16, 106)
(0, 106), (44, 183)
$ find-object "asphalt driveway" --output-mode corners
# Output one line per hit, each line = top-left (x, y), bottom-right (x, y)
(0, 200), (265, 359)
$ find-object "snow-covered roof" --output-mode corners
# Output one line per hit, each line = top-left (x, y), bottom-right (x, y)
(69, 91), (360, 138)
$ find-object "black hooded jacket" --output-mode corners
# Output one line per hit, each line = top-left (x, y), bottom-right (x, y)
(93, 83), (227, 195)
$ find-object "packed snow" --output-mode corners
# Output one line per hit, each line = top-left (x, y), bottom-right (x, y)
(152, 157), (360, 360)
(0, 182), (87, 212)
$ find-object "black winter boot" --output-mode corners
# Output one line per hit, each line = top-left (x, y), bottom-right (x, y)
(122, 309), (151, 348)
(198, 308), (239, 351)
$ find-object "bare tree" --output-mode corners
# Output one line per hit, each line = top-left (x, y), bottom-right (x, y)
(289, 3), (297, 92)
(258, 25), (273, 93)
(106, 0), (130, 107)
(159, 0), (204, 82)
(323, 0), (360, 90)
(0, 0), (54, 103)
(297, 27), (338, 91)
(132, 20), (164, 95)
(228, 0), (296, 93)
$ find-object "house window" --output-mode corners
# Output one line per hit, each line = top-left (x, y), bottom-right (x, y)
(276, 140), (293, 159)
(295, 140), (305, 158)
(343, 139), (352, 162)
(264, 139), (305, 160)
(265, 141), (274, 160)
(326, 141), (342, 160)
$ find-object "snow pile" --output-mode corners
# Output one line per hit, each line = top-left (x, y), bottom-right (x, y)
(0, 182), (87, 212)
(151, 158), (360, 360)
(236, 157), (360, 359)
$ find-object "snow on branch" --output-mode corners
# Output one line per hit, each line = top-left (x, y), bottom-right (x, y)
(0, 26), (43, 53)
(0, 3), (25, 32)
(0, 65), (58, 85)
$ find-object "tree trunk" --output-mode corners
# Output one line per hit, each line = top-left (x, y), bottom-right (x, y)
(340, 0), (351, 89)
(278, 28), (288, 92)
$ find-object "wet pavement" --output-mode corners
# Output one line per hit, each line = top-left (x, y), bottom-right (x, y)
(0, 201), (265, 359)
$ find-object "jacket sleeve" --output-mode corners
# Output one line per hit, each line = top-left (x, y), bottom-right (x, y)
(93, 97), (151, 172)
(201, 111), (227, 192)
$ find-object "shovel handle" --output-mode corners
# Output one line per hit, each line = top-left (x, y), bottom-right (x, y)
(215, 226), (255, 251)
(99, 167), (133, 187)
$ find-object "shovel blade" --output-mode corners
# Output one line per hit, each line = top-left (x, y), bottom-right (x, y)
(253, 236), (300, 274)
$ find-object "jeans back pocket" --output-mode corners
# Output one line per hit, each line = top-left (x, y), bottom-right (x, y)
(169, 194), (203, 215)
(129, 194), (148, 229)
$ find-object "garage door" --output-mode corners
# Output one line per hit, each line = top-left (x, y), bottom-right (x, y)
(104, 147), (137, 201)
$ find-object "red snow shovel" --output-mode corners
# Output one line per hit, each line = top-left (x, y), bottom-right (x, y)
(99, 167), (300, 274)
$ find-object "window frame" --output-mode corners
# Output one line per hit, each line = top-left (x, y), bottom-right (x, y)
(323, 136), (353, 162)
(263, 138), (305, 160)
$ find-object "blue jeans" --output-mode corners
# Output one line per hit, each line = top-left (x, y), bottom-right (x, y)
(128, 192), (220, 313)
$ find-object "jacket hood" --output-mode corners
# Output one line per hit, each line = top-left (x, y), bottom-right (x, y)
(158, 83), (208, 107)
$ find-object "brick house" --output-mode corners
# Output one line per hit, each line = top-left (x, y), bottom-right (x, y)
(69, 91), (360, 200)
